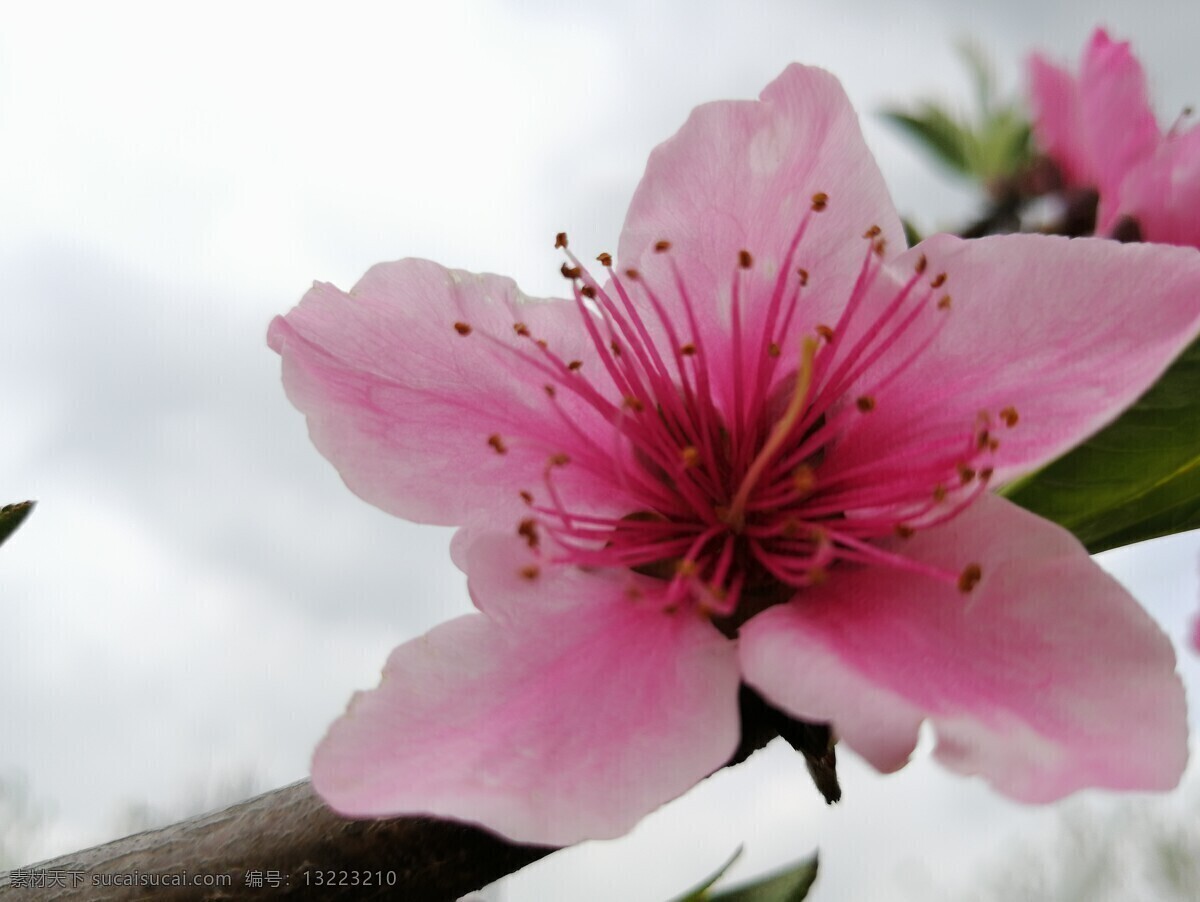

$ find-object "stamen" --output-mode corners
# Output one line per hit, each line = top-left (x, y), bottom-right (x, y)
(725, 337), (818, 529)
(517, 518), (540, 548)
(453, 321), (472, 336)
(957, 564), (982, 593)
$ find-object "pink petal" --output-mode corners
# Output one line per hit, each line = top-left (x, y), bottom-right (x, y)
(616, 63), (903, 414)
(1115, 124), (1200, 246)
(828, 233), (1200, 486)
(1078, 29), (1160, 231)
(269, 259), (627, 528)
(312, 533), (740, 844)
(1028, 51), (1090, 186)
(739, 493), (1187, 800)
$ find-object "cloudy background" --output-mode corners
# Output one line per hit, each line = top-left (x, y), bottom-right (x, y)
(4, 1), (1200, 898)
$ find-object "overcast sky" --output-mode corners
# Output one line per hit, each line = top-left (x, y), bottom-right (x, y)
(4, 1), (1200, 899)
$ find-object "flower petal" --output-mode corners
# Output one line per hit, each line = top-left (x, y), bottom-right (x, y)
(1116, 124), (1200, 246)
(269, 259), (625, 527)
(831, 233), (1200, 485)
(616, 63), (903, 412)
(312, 533), (741, 844)
(1028, 51), (1089, 185)
(1078, 29), (1160, 231)
(739, 493), (1187, 800)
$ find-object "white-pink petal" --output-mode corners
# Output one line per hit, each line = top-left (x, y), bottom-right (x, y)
(617, 63), (903, 415)
(830, 234), (1200, 487)
(739, 493), (1187, 801)
(312, 534), (741, 845)
(269, 259), (626, 529)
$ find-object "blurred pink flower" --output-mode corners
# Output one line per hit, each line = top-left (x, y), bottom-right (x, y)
(271, 64), (1200, 845)
(1029, 28), (1200, 245)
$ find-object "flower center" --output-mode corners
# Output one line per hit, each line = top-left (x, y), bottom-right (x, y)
(457, 195), (1010, 629)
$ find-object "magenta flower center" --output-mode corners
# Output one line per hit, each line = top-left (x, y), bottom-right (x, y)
(461, 195), (1007, 628)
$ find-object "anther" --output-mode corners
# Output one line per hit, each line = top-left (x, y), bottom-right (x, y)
(624, 268), (640, 280)
(610, 340), (621, 356)
(554, 232), (568, 249)
(815, 324), (835, 342)
(792, 464), (816, 494)
(811, 192), (828, 211)
(676, 560), (698, 578)
(768, 342), (781, 358)
(873, 238), (887, 256)
(933, 484), (947, 502)
(580, 285), (596, 299)
(1000, 406), (1019, 428)
(536, 339), (547, 349)
(957, 464), (976, 484)
(957, 563), (983, 593)
(680, 343), (697, 356)
(937, 295), (952, 310)
(863, 225), (881, 239)
(808, 567), (828, 586)
(544, 385), (556, 398)
(567, 359), (583, 371)
(855, 395), (876, 413)
(797, 268), (809, 286)
(978, 467), (994, 482)
(894, 524), (915, 539)
(681, 446), (700, 468)
(520, 564), (541, 581)
(623, 396), (644, 412)
(782, 519), (801, 539)
(561, 263), (582, 279)
(513, 322), (530, 337)
(517, 518), (540, 548)
(915, 254), (927, 274)
(453, 321), (472, 336)
(738, 249), (753, 269)
(519, 490), (534, 505)
(931, 272), (947, 288)
(488, 434), (508, 454)
(548, 452), (570, 467)
(597, 252), (613, 266)
(654, 240), (671, 252)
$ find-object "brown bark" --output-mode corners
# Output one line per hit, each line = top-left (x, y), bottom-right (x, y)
(0, 693), (828, 901)
(0, 781), (553, 902)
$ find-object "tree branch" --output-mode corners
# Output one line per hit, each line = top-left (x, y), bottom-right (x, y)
(0, 781), (553, 901)
(0, 692), (826, 901)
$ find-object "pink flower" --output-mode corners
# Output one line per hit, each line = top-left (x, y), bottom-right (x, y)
(1029, 28), (1200, 245)
(270, 64), (1200, 845)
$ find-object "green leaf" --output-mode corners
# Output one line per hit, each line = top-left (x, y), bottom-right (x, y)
(883, 41), (1033, 186)
(671, 846), (744, 902)
(882, 106), (972, 176)
(707, 853), (818, 902)
(901, 218), (923, 248)
(1003, 336), (1200, 553)
(0, 501), (34, 548)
